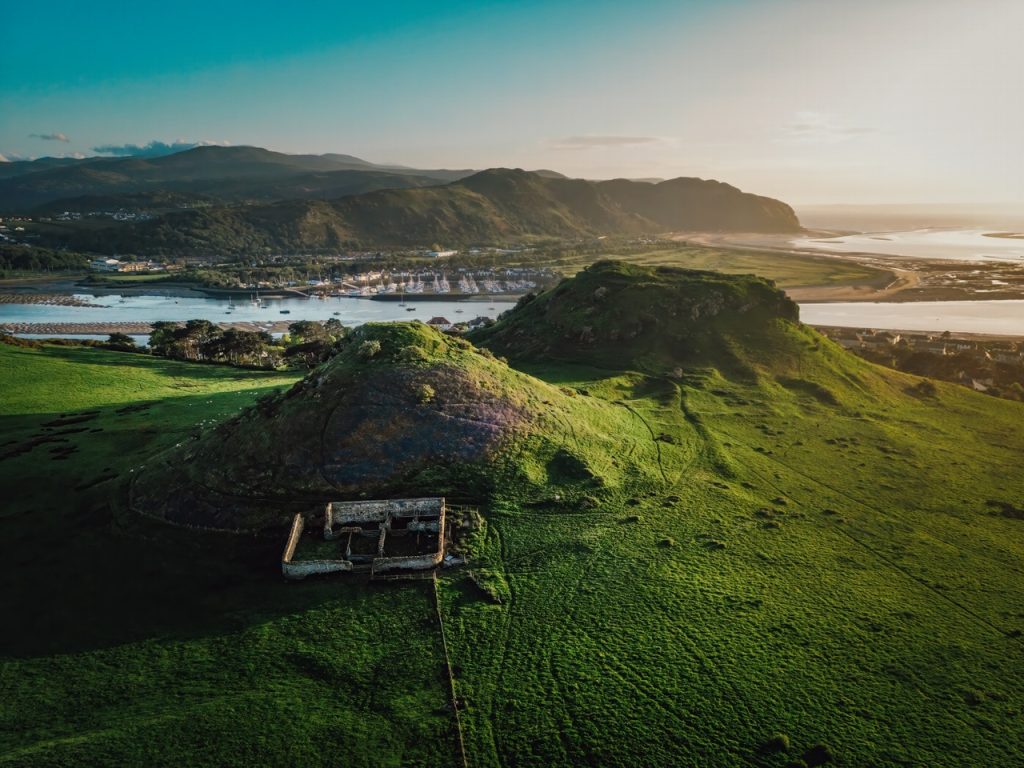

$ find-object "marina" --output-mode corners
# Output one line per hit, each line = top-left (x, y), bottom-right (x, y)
(4, 291), (1024, 340)
(0, 291), (515, 338)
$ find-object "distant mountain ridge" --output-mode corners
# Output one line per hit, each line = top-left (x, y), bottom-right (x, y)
(0, 145), (474, 210)
(61, 166), (800, 255)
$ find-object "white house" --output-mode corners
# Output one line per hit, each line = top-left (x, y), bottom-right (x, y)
(90, 257), (122, 272)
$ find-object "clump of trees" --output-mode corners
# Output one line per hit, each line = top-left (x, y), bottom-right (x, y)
(0, 244), (90, 274)
(148, 318), (348, 369)
(280, 319), (348, 368)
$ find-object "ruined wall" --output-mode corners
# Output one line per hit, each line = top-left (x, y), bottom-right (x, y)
(326, 497), (443, 530)
(283, 558), (354, 580)
(373, 550), (446, 573)
(287, 498), (447, 579)
(282, 513), (304, 565)
(282, 513), (355, 580)
(375, 501), (446, 572)
(388, 497), (445, 517)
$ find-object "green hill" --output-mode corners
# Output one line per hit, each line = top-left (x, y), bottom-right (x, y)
(3, 262), (1022, 766)
(471, 260), (800, 372)
(0, 145), (473, 211)
(60, 168), (800, 255)
(129, 321), (656, 530)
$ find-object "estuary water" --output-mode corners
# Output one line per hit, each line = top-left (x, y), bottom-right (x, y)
(791, 228), (1024, 263)
(3, 292), (1023, 339)
(799, 300), (1024, 335)
(0, 292), (514, 326)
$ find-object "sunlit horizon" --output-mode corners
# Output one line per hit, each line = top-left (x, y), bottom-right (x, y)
(2, 0), (1022, 206)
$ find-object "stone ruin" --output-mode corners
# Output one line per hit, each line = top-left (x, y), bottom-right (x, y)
(282, 497), (446, 580)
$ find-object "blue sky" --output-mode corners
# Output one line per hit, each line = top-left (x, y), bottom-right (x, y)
(2, 0), (1022, 204)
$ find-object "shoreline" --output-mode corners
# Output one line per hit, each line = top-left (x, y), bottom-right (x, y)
(811, 324), (1024, 343)
(678, 231), (1024, 303)
(0, 276), (524, 303)
(5, 320), (1021, 344)
(5, 230), (1024, 306)
(0, 293), (104, 308)
(0, 320), (298, 335)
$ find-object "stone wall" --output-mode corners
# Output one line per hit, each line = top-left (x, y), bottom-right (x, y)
(287, 498), (447, 580)
(283, 558), (354, 580)
(281, 513), (354, 580)
(372, 550), (446, 573)
(325, 497), (443, 532)
(374, 501), (446, 573)
(282, 513), (304, 563)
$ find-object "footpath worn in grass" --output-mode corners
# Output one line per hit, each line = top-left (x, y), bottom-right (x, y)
(0, 344), (457, 767)
(4, 261), (1024, 767)
(441, 263), (1024, 767)
(439, 356), (1024, 766)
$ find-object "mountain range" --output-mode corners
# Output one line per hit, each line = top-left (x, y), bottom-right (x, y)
(4, 146), (800, 254)
(0, 146), (548, 210)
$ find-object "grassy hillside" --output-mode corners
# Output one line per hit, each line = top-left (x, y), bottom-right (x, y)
(471, 260), (800, 372)
(0, 345), (457, 767)
(447, 351), (1024, 767)
(3, 263), (1023, 766)
(52, 169), (800, 256)
(450, 264), (1024, 766)
(130, 321), (663, 530)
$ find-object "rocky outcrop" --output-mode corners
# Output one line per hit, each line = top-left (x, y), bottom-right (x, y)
(471, 261), (800, 373)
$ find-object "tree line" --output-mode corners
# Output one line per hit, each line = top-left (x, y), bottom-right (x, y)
(0, 244), (90, 274)
(142, 318), (349, 370)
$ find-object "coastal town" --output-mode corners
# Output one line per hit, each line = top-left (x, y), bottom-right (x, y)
(818, 325), (1024, 398)
(83, 253), (556, 298)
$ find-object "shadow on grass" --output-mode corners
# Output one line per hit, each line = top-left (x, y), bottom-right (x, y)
(40, 345), (292, 382)
(0, 479), (350, 658)
(0, 390), (329, 659)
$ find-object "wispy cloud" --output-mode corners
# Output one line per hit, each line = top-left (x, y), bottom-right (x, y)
(547, 135), (664, 150)
(29, 132), (70, 143)
(780, 112), (873, 144)
(92, 139), (229, 158)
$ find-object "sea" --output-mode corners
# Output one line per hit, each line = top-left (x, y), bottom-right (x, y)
(790, 228), (1024, 263)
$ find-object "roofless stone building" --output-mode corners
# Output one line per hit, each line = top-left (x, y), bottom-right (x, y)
(282, 497), (446, 580)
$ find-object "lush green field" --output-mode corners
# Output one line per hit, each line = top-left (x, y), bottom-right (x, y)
(439, 352), (1024, 766)
(3, 261), (1024, 768)
(539, 244), (890, 290)
(83, 271), (181, 283)
(0, 345), (458, 767)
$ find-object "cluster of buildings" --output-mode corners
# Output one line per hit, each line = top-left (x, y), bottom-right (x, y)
(295, 266), (554, 297)
(820, 326), (1024, 366)
(0, 217), (27, 242)
(49, 210), (154, 222)
(426, 315), (492, 333)
(89, 257), (167, 273)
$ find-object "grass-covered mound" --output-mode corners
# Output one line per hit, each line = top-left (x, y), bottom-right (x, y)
(4, 265), (1024, 766)
(130, 321), (657, 530)
(0, 343), (461, 767)
(471, 260), (800, 374)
